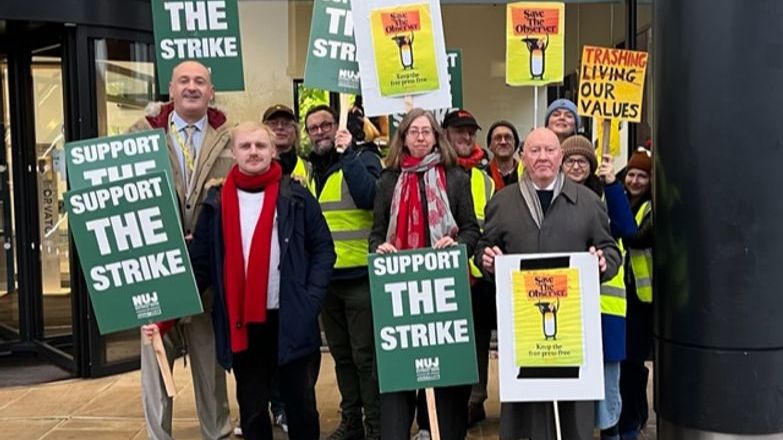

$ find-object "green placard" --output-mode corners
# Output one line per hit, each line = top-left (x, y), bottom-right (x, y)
(369, 245), (478, 393)
(389, 49), (463, 137)
(303, 0), (360, 94)
(152, 0), (245, 91)
(65, 129), (175, 198)
(65, 172), (202, 334)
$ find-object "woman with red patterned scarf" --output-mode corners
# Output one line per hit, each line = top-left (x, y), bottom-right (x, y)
(369, 108), (481, 440)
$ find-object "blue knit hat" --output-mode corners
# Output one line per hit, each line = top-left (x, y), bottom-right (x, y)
(545, 98), (581, 132)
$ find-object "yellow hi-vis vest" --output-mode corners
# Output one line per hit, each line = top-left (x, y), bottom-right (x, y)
(629, 201), (653, 303)
(310, 170), (373, 269)
(469, 168), (494, 278)
(291, 156), (311, 183)
(601, 239), (627, 317)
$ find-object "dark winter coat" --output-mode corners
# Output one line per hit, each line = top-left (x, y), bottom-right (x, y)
(189, 177), (336, 370)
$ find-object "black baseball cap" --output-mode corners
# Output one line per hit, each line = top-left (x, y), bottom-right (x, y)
(442, 109), (481, 130)
(262, 104), (295, 122)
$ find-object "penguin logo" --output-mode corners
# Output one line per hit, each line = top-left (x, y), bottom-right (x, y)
(535, 299), (559, 340)
(392, 33), (415, 69)
(522, 34), (549, 80)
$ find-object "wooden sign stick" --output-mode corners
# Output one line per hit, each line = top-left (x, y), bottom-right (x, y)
(338, 93), (352, 131)
(404, 95), (414, 112)
(425, 387), (441, 440)
(143, 328), (176, 398)
(596, 118), (611, 173)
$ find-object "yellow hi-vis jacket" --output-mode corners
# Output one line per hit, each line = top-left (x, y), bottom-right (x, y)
(309, 170), (373, 269)
(291, 156), (311, 183)
(628, 201), (652, 302)
(469, 167), (494, 278)
(601, 239), (627, 317)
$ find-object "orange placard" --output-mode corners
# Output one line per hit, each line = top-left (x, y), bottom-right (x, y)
(381, 10), (422, 35)
(524, 272), (569, 299)
(511, 7), (560, 36)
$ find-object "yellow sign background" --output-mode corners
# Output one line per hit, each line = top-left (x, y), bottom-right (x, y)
(512, 268), (584, 367)
(505, 2), (565, 86)
(370, 4), (440, 97)
(578, 45), (649, 123)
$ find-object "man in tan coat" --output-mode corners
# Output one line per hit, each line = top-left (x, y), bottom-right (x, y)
(132, 60), (234, 440)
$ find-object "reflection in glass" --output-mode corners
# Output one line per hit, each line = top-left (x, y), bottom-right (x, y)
(0, 59), (19, 336)
(94, 39), (156, 363)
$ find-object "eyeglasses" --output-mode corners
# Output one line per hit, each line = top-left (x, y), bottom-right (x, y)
(406, 128), (434, 138)
(491, 134), (515, 143)
(564, 157), (589, 168)
(267, 119), (294, 129)
(306, 120), (334, 134)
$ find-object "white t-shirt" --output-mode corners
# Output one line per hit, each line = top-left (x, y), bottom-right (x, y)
(237, 189), (280, 310)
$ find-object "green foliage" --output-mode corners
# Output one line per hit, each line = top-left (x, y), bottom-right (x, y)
(297, 85), (329, 156)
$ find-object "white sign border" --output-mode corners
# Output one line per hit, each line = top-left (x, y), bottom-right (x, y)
(352, 0), (452, 117)
(495, 252), (605, 402)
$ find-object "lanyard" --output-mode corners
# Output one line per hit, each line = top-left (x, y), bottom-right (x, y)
(170, 120), (196, 173)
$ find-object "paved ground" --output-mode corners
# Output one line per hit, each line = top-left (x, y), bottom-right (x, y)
(0, 355), (656, 439)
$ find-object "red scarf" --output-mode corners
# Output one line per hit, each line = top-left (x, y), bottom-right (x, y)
(457, 145), (485, 170)
(221, 162), (282, 353)
(489, 158), (518, 191)
(393, 154), (448, 250)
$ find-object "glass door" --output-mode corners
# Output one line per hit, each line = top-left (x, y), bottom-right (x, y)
(0, 57), (19, 340)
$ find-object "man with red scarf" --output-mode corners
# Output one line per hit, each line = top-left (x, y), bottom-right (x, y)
(440, 109), (497, 429)
(189, 121), (335, 440)
(132, 60), (234, 440)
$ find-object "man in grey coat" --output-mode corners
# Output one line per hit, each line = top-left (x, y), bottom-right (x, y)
(476, 127), (620, 440)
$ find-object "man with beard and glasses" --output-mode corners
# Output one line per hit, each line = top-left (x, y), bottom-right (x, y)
(132, 60), (234, 440)
(305, 105), (383, 440)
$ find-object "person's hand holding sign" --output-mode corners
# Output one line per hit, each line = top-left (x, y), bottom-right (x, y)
(598, 154), (616, 184)
(334, 129), (353, 154)
(377, 242), (398, 254)
(589, 246), (607, 273)
(433, 236), (456, 249)
(482, 246), (504, 274)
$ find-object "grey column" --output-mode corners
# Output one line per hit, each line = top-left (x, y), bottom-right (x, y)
(655, 0), (783, 437)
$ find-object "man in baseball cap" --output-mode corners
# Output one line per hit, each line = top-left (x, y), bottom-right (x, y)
(262, 104), (309, 181)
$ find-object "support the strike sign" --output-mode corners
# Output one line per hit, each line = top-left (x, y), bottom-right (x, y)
(369, 245), (478, 393)
(152, 0), (244, 91)
(65, 172), (202, 334)
(495, 253), (604, 403)
(304, 0), (360, 94)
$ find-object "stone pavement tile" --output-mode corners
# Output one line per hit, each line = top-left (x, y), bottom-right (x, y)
(0, 387), (32, 410)
(39, 418), (145, 440)
(1, 418), (63, 439)
(73, 382), (144, 418)
(0, 378), (114, 418)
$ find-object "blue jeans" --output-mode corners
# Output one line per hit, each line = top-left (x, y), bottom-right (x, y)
(596, 361), (622, 429)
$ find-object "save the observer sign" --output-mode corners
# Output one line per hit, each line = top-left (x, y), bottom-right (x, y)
(152, 0), (245, 91)
(369, 246), (478, 393)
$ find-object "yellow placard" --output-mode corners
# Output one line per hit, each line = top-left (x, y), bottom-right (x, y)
(578, 45), (649, 123)
(505, 2), (565, 86)
(594, 117), (622, 159)
(512, 268), (584, 367)
(370, 3), (440, 97)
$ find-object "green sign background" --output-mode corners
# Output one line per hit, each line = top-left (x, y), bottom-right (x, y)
(303, 0), (360, 94)
(66, 172), (202, 334)
(65, 129), (175, 199)
(152, 0), (245, 91)
(389, 49), (463, 137)
(369, 245), (478, 393)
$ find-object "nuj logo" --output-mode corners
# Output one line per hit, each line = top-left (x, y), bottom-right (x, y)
(133, 292), (159, 309)
(415, 357), (439, 369)
(132, 291), (161, 319)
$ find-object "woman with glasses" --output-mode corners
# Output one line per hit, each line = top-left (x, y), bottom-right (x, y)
(560, 135), (637, 440)
(369, 108), (480, 440)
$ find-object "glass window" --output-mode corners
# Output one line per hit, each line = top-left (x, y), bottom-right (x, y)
(93, 38), (156, 363)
